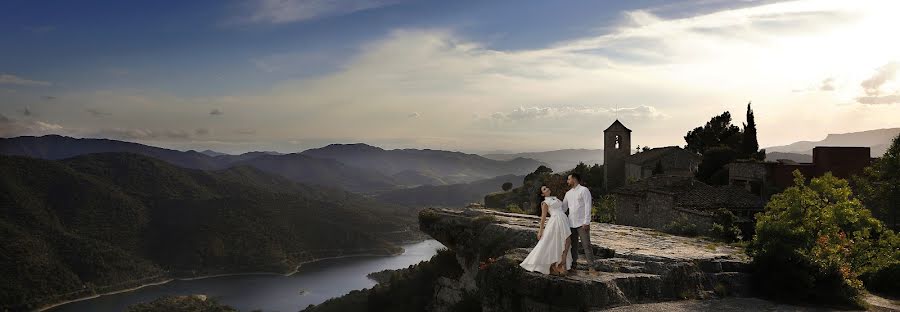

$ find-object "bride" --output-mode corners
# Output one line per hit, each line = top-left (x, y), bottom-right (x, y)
(520, 184), (573, 275)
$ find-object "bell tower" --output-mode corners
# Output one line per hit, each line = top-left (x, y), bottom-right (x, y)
(603, 119), (631, 192)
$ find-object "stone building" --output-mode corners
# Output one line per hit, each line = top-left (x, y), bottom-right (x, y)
(602, 120), (700, 192)
(603, 120), (631, 192)
(612, 175), (765, 235)
(625, 146), (701, 182)
(728, 146), (873, 197)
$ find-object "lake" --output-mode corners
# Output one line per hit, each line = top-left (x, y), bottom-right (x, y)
(48, 240), (446, 312)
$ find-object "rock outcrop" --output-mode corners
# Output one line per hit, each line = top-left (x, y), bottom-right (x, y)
(419, 208), (752, 311)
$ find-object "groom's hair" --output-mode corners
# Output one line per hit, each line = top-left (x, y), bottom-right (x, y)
(569, 173), (582, 183)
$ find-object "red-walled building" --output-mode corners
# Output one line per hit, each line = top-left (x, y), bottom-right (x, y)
(729, 147), (873, 196)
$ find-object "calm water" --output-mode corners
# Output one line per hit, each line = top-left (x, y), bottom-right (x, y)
(49, 240), (445, 312)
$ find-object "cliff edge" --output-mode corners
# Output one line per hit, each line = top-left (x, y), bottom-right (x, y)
(419, 208), (752, 311)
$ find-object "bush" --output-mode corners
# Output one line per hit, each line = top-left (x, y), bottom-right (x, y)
(748, 171), (896, 307)
(710, 208), (742, 242)
(663, 214), (699, 236)
(592, 195), (616, 223)
(505, 204), (526, 214)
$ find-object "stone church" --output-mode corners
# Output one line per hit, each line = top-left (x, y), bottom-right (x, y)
(603, 120), (763, 235)
(603, 120), (700, 192)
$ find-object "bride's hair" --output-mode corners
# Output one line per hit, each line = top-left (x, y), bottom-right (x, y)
(534, 184), (548, 204)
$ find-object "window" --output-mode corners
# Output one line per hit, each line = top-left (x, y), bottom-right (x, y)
(615, 135), (621, 149)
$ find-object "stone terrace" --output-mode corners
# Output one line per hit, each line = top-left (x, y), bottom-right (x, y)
(419, 208), (753, 312)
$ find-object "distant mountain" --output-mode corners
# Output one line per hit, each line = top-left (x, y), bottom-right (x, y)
(301, 143), (544, 185)
(765, 152), (812, 163)
(199, 149), (229, 157)
(0, 135), (223, 169)
(374, 174), (525, 208)
(765, 128), (900, 157)
(0, 153), (412, 310)
(483, 148), (603, 171)
(230, 153), (399, 193)
(0, 135), (397, 193)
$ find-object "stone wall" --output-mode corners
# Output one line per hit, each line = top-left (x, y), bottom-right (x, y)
(614, 192), (714, 235)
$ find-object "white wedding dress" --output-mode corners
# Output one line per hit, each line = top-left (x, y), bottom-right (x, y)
(519, 197), (573, 274)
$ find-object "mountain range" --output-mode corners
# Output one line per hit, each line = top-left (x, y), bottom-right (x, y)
(482, 148), (603, 172)
(764, 128), (900, 157)
(302, 143), (542, 185)
(374, 174), (524, 208)
(0, 153), (412, 310)
(0, 136), (543, 193)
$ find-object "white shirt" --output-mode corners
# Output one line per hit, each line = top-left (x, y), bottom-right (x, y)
(562, 184), (592, 228)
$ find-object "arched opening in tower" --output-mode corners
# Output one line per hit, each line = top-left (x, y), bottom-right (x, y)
(615, 135), (621, 149)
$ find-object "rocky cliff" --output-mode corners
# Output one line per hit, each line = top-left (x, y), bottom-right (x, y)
(418, 208), (752, 311)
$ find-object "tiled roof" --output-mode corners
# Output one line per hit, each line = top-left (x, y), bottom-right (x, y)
(611, 175), (697, 196)
(604, 119), (632, 132)
(625, 146), (700, 166)
(613, 175), (765, 211)
(676, 184), (766, 210)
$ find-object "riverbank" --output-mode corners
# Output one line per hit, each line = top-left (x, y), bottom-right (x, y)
(34, 243), (418, 312)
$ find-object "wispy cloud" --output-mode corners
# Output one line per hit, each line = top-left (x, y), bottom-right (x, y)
(96, 128), (192, 140)
(236, 0), (400, 24)
(0, 74), (51, 86)
(820, 77), (835, 91)
(210, 108), (224, 116)
(0, 113), (64, 137)
(857, 61), (900, 105)
(85, 108), (112, 117)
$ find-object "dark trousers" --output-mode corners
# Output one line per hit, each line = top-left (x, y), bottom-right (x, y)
(570, 226), (594, 270)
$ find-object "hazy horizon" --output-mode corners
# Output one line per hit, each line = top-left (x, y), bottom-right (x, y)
(2, 0), (899, 154)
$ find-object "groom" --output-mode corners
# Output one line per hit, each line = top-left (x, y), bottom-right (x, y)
(562, 173), (598, 275)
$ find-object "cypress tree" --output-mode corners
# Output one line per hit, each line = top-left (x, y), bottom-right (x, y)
(741, 102), (759, 159)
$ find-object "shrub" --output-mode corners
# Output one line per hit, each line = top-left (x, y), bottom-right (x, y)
(748, 171), (895, 307)
(710, 208), (742, 242)
(663, 214), (699, 236)
(592, 195), (616, 223)
(505, 204), (526, 214)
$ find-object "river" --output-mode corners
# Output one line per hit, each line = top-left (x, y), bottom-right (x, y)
(48, 239), (445, 312)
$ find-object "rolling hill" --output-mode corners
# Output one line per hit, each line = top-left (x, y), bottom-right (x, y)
(301, 143), (544, 185)
(482, 148), (603, 171)
(0, 135), (398, 193)
(0, 153), (412, 310)
(374, 174), (525, 208)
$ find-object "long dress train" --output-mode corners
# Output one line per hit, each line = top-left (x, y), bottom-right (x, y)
(519, 197), (573, 274)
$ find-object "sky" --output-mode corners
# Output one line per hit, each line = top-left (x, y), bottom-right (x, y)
(1, 0), (899, 154)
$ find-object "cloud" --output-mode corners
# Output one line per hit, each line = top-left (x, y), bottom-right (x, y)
(85, 108), (112, 117)
(234, 129), (257, 135)
(32, 1), (900, 152)
(19, 106), (33, 117)
(0, 113), (64, 137)
(407, 112), (420, 118)
(857, 94), (900, 105)
(489, 105), (666, 121)
(237, 0), (399, 24)
(860, 61), (898, 96)
(210, 108), (224, 116)
(195, 128), (210, 136)
(95, 128), (192, 140)
(0, 74), (51, 86)
(43, 95), (57, 100)
(820, 77), (835, 91)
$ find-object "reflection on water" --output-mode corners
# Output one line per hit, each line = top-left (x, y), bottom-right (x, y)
(49, 240), (445, 312)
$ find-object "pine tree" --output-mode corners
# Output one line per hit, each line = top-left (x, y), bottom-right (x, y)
(741, 102), (760, 159)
